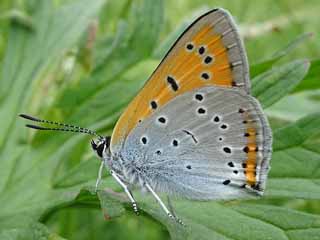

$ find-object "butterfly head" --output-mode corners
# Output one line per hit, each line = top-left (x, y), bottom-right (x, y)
(91, 136), (111, 158)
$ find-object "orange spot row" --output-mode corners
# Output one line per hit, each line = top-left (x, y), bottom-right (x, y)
(244, 115), (258, 187)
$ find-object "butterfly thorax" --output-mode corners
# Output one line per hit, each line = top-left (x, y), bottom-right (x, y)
(104, 150), (146, 187)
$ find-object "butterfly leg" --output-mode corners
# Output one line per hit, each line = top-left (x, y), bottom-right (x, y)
(110, 170), (139, 215)
(145, 183), (184, 226)
(95, 161), (105, 192)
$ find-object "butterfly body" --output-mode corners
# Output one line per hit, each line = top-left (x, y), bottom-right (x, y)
(105, 8), (272, 201)
(21, 8), (272, 224)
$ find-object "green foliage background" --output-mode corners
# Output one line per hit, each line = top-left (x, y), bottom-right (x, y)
(0, 0), (319, 239)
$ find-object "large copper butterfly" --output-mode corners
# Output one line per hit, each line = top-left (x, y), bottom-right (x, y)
(20, 8), (272, 224)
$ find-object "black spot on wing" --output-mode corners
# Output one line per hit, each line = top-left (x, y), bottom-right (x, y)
(150, 100), (158, 110)
(201, 72), (210, 80)
(198, 46), (205, 55)
(213, 116), (220, 123)
(186, 43), (194, 51)
(204, 55), (213, 64)
(158, 116), (167, 124)
(167, 76), (179, 91)
(141, 136), (147, 145)
(222, 180), (231, 185)
(172, 139), (179, 147)
(220, 124), (228, 130)
(223, 147), (232, 154)
(228, 162), (234, 167)
(197, 107), (206, 114)
(195, 94), (203, 101)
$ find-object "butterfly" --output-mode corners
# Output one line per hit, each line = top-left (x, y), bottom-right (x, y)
(20, 8), (272, 224)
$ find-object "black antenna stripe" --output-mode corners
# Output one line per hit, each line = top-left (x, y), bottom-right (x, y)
(25, 124), (99, 136)
(20, 114), (103, 139)
(20, 114), (90, 132)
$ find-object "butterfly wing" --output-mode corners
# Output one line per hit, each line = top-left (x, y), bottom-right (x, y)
(111, 8), (250, 153)
(120, 87), (272, 199)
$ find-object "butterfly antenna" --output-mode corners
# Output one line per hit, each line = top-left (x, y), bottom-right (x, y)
(19, 114), (103, 139)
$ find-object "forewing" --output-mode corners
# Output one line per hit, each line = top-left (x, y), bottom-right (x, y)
(111, 8), (250, 153)
(121, 87), (272, 200)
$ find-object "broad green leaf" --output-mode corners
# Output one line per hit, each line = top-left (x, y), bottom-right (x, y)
(129, 194), (320, 240)
(266, 113), (320, 199)
(0, 0), (106, 234)
(0, 221), (66, 240)
(294, 59), (320, 92)
(266, 90), (320, 121)
(97, 189), (126, 219)
(0, 0), (106, 147)
(0, 9), (34, 30)
(250, 32), (313, 78)
(0, 0), (107, 199)
(252, 59), (310, 108)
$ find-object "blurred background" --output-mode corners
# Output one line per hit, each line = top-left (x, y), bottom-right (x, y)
(0, 0), (319, 240)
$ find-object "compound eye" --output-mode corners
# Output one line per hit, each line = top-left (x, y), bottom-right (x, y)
(96, 142), (105, 158)
(91, 140), (97, 150)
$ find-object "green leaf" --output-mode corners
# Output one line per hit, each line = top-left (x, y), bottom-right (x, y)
(265, 90), (320, 122)
(0, 9), (34, 30)
(132, 196), (320, 240)
(0, 0), (106, 233)
(0, 222), (66, 240)
(0, 0), (106, 145)
(294, 59), (320, 92)
(97, 189), (126, 219)
(250, 32), (313, 78)
(266, 113), (320, 199)
(252, 59), (310, 108)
